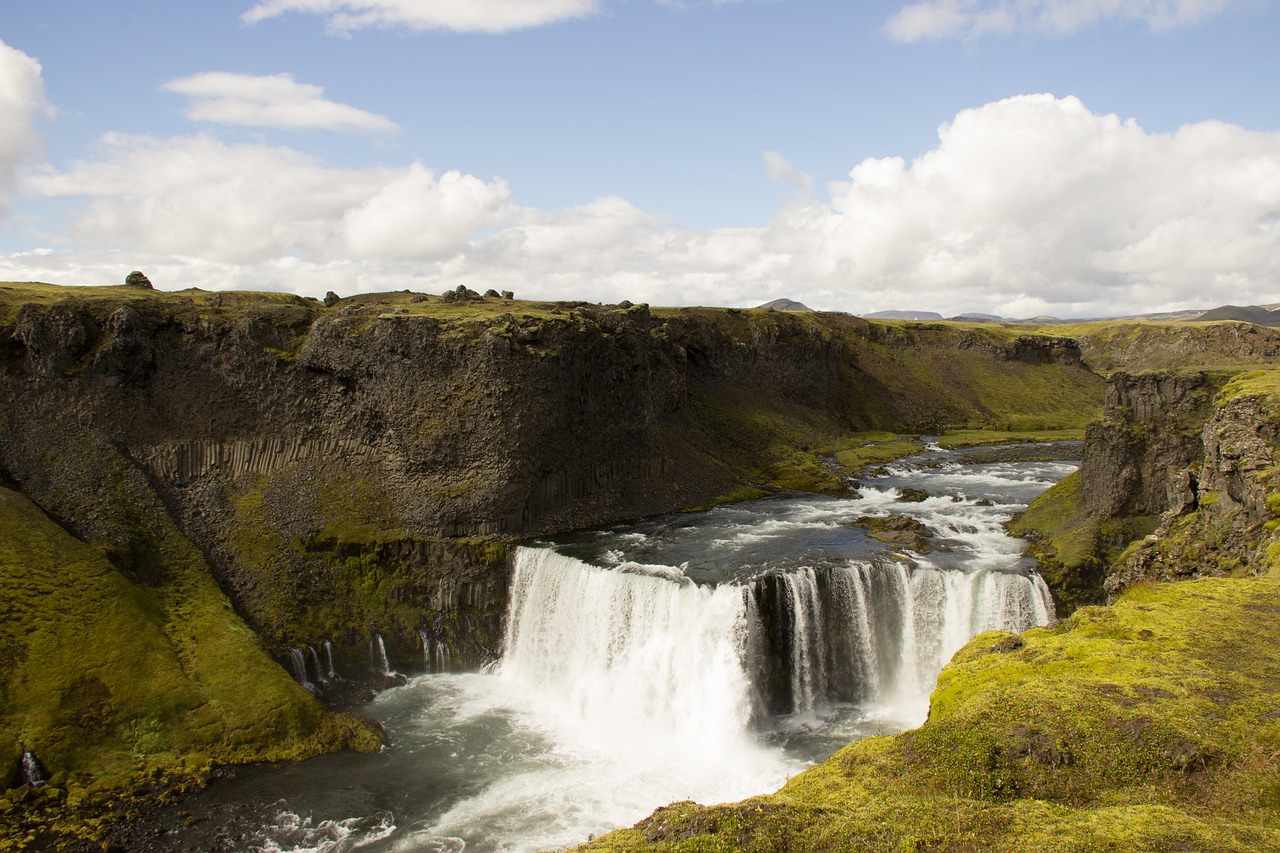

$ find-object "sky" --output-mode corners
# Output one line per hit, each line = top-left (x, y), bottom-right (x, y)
(1, 0), (1278, 319)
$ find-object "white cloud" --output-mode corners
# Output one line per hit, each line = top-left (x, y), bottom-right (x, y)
(886, 0), (1239, 42)
(241, 0), (599, 34)
(762, 150), (813, 199)
(24, 133), (512, 265)
(0, 39), (54, 213)
(164, 72), (399, 135)
(10, 95), (1280, 319)
(343, 163), (515, 260)
(794, 94), (1280, 316)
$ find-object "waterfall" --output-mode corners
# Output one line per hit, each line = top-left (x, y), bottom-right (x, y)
(371, 634), (395, 677)
(20, 748), (46, 788)
(307, 645), (329, 686)
(287, 647), (315, 692)
(504, 544), (1053, 734)
(322, 640), (337, 679)
(499, 548), (757, 758)
(420, 630), (452, 674)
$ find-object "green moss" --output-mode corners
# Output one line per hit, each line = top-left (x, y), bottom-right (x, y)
(0, 484), (377, 812)
(936, 427), (1086, 449)
(576, 572), (1280, 853)
(833, 439), (925, 472)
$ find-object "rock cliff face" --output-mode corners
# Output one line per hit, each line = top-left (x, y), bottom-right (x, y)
(1016, 365), (1280, 604)
(1, 283), (1107, 803)
(1107, 373), (1280, 591)
(1081, 371), (1219, 521)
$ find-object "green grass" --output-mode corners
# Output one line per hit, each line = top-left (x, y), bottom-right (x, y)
(576, 569), (1280, 853)
(833, 439), (925, 472)
(0, 486), (379, 801)
(936, 427), (1086, 448)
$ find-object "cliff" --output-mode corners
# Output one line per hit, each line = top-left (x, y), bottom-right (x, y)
(0, 282), (1105, 824)
(1010, 370), (1226, 611)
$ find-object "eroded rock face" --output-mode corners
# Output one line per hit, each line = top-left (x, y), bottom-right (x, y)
(0, 290), (1106, 679)
(1081, 371), (1217, 521)
(1108, 389), (1280, 592)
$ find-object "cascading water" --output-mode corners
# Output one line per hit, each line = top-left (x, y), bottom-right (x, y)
(419, 629), (452, 674)
(371, 634), (394, 677)
(20, 748), (46, 788)
(306, 645), (329, 687)
(285, 648), (314, 692)
(171, 449), (1078, 853)
(321, 639), (337, 680)
(501, 543), (1052, 739)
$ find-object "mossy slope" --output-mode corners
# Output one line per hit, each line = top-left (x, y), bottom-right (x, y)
(577, 570), (1280, 853)
(0, 484), (378, 845)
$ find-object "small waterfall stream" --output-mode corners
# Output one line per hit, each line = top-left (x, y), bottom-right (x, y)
(172, 450), (1077, 853)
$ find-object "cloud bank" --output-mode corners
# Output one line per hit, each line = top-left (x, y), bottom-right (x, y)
(241, 0), (598, 34)
(9, 94), (1280, 318)
(0, 39), (53, 213)
(164, 72), (399, 134)
(886, 0), (1240, 42)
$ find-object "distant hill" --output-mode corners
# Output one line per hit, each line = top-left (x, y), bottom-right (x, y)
(1194, 305), (1280, 326)
(861, 310), (944, 321)
(950, 313), (1003, 323)
(758, 298), (812, 312)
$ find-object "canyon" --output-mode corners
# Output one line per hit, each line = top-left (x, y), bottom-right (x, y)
(3, 281), (1279, 850)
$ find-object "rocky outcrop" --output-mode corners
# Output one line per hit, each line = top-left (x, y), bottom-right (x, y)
(1017, 364), (1280, 603)
(1012, 370), (1228, 612)
(1107, 377), (1280, 592)
(1081, 371), (1218, 521)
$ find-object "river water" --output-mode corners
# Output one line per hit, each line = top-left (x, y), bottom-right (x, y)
(177, 447), (1075, 853)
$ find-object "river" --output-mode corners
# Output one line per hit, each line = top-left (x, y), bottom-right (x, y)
(158, 446), (1076, 853)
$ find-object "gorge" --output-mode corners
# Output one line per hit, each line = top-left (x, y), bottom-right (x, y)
(3, 281), (1280, 851)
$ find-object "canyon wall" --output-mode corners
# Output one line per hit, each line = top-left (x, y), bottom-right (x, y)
(0, 284), (1108, 799)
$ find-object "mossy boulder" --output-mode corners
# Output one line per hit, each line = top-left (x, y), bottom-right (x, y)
(852, 514), (944, 552)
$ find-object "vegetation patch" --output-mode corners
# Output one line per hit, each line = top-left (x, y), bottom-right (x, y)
(936, 427), (1086, 448)
(0, 485), (379, 849)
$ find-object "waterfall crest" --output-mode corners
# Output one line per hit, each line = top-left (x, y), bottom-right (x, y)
(502, 545), (1053, 735)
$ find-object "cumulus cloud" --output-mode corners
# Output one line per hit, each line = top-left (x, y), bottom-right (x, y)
(241, 0), (598, 34)
(343, 163), (515, 260)
(789, 94), (1280, 316)
(0, 39), (54, 213)
(164, 72), (399, 135)
(11, 95), (1280, 319)
(886, 0), (1239, 42)
(24, 133), (512, 265)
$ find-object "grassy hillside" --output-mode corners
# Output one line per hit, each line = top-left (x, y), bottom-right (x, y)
(0, 484), (379, 846)
(1053, 319), (1280, 372)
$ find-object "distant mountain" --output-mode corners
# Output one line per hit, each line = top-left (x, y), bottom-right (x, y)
(847, 303), (1280, 326)
(949, 313), (1003, 323)
(758, 298), (812, 312)
(1194, 305), (1280, 326)
(861, 310), (944, 321)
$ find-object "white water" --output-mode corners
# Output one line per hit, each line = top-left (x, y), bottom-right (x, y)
(229, 452), (1073, 853)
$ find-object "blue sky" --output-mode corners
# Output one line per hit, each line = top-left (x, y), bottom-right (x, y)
(2, 0), (1278, 317)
